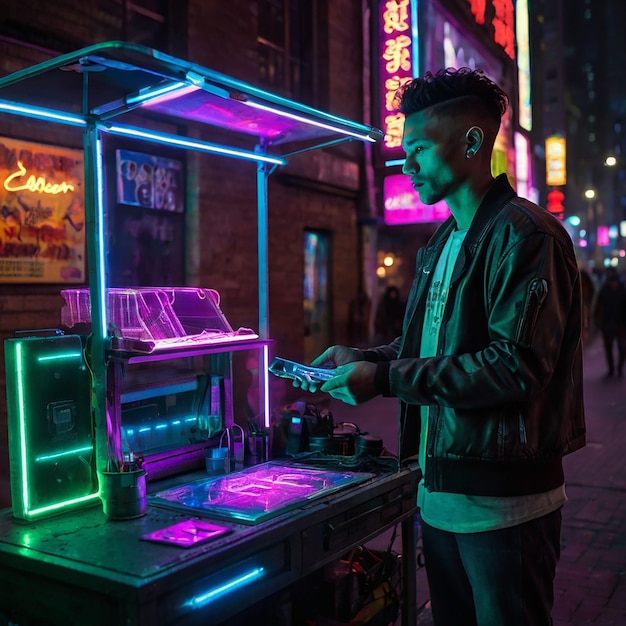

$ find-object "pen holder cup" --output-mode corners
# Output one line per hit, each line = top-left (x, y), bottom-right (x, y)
(205, 447), (230, 476)
(246, 434), (268, 466)
(100, 469), (147, 520)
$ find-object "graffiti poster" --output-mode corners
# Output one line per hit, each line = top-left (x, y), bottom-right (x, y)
(0, 138), (85, 283)
(116, 150), (183, 212)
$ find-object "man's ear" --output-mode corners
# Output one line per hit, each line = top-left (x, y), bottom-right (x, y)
(465, 126), (484, 158)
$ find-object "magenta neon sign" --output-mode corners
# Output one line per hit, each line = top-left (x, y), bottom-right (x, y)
(384, 174), (451, 225)
(379, 0), (414, 158)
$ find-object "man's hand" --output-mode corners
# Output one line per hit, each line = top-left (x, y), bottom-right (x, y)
(292, 345), (363, 393)
(311, 345), (363, 368)
(320, 361), (379, 406)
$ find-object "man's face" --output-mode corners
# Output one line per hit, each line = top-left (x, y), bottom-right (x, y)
(401, 109), (468, 205)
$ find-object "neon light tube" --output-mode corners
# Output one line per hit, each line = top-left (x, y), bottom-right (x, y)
(263, 344), (270, 429)
(29, 492), (100, 518)
(140, 84), (201, 107)
(385, 158), (406, 167)
(94, 132), (108, 339)
(35, 445), (93, 463)
(243, 100), (377, 142)
(0, 100), (85, 126)
(411, 0), (420, 77)
(127, 81), (189, 105)
(103, 124), (286, 165)
(37, 351), (83, 362)
(15, 343), (29, 513)
(187, 567), (265, 608)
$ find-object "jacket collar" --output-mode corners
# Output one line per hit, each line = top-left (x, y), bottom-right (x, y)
(433, 173), (517, 247)
(466, 173), (517, 242)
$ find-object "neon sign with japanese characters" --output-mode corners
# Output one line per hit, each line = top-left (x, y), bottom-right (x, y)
(378, 0), (415, 157)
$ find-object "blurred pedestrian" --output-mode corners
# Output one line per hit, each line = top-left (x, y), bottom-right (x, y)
(579, 266), (596, 343)
(593, 267), (626, 377)
(294, 67), (586, 626)
(348, 289), (371, 347)
(374, 285), (405, 343)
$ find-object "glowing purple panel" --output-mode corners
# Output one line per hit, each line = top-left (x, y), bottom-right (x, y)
(383, 174), (450, 225)
(141, 519), (231, 548)
(150, 462), (374, 524)
(147, 91), (333, 146)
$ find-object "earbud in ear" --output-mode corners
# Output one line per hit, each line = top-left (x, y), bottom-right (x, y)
(464, 126), (484, 159)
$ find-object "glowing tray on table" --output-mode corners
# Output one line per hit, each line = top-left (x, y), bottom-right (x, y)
(149, 461), (374, 524)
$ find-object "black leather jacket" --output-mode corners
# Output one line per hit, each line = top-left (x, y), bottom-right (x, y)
(363, 175), (586, 497)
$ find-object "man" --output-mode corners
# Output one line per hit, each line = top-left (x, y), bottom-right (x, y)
(593, 266), (626, 377)
(295, 68), (586, 625)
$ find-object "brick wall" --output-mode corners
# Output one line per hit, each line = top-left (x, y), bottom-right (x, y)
(0, 0), (367, 507)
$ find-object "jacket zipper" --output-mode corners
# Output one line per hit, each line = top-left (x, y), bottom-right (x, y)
(516, 277), (548, 347)
(519, 413), (527, 444)
(424, 406), (439, 491)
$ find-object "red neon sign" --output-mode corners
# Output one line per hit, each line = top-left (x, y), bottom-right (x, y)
(467, 0), (515, 59)
(493, 0), (515, 58)
(467, 0), (486, 24)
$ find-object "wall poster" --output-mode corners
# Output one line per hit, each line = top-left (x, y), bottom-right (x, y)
(110, 149), (185, 287)
(0, 138), (85, 283)
(116, 149), (183, 212)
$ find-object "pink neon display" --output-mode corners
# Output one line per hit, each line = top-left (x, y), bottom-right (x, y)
(150, 461), (374, 524)
(378, 0), (414, 158)
(383, 174), (451, 225)
(597, 226), (610, 248)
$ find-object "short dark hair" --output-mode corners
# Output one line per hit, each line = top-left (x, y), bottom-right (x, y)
(397, 67), (508, 124)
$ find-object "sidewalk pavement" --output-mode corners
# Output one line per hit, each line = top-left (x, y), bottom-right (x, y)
(555, 334), (626, 624)
(328, 332), (626, 625)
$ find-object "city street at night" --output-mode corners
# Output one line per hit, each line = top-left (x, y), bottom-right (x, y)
(1, 2), (625, 624)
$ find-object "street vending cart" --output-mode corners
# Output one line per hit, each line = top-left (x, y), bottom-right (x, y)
(0, 41), (420, 625)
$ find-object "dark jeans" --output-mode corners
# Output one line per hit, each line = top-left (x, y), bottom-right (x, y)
(421, 508), (562, 626)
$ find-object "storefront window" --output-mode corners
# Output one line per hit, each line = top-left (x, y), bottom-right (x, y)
(304, 230), (331, 363)
(117, 0), (168, 48)
(258, 0), (316, 104)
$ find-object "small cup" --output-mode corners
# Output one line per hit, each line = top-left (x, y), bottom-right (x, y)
(205, 447), (230, 476)
(100, 469), (147, 520)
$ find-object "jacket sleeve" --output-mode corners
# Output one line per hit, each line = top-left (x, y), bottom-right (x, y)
(386, 230), (580, 409)
(360, 336), (402, 362)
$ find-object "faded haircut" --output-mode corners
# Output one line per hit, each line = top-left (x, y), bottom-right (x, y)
(396, 68), (509, 126)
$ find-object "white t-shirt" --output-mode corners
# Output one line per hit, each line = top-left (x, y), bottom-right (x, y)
(417, 229), (566, 532)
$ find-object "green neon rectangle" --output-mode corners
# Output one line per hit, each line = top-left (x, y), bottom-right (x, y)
(5, 334), (99, 521)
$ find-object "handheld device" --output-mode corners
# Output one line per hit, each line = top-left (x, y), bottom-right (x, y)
(269, 357), (336, 384)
